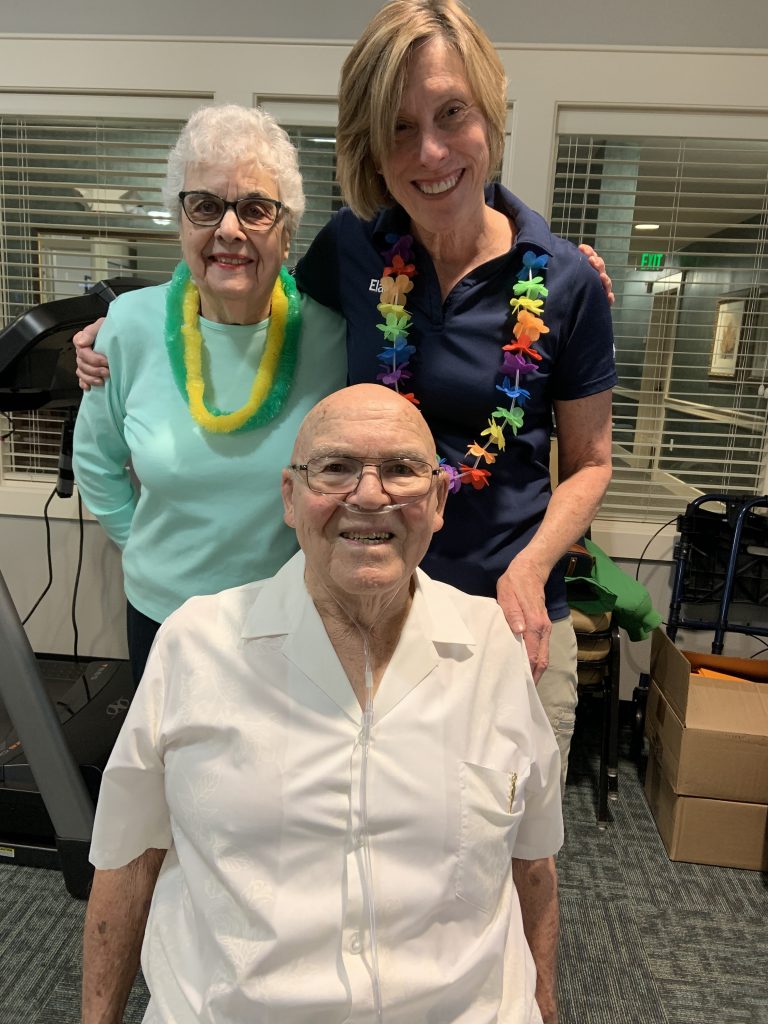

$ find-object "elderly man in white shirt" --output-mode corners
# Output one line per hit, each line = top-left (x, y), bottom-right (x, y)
(82, 383), (564, 1024)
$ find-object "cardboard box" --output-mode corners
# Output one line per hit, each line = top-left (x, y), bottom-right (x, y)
(650, 628), (768, 725)
(645, 752), (768, 871)
(647, 629), (768, 805)
(645, 680), (768, 804)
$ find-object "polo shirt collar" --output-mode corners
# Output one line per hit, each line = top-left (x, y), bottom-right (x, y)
(488, 183), (555, 257)
(371, 201), (412, 243)
(241, 552), (476, 723)
(371, 183), (554, 257)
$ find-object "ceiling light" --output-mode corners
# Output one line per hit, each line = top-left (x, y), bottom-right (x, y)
(634, 223), (660, 231)
(147, 209), (172, 226)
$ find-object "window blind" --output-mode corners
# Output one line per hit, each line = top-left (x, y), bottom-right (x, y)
(284, 125), (341, 263)
(0, 115), (185, 320)
(551, 134), (768, 522)
(0, 409), (67, 480)
(0, 117), (341, 483)
(0, 114), (183, 483)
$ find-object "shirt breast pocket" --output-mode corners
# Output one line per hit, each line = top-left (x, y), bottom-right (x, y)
(456, 759), (530, 914)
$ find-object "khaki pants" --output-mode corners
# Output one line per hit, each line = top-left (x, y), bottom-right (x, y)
(535, 615), (578, 796)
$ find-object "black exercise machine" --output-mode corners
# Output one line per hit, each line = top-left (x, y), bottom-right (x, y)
(0, 279), (148, 897)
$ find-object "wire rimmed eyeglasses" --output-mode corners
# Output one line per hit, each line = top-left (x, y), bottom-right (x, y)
(178, 190), (285, 231)
(290, 456), (442, 498)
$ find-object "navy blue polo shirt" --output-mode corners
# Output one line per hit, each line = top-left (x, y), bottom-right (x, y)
(295, 184), (616, 619)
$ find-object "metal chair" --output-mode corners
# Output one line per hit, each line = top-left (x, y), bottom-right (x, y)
(570, 605), (621, 825)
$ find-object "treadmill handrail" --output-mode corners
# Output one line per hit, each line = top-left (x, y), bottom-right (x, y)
(0, 570), (94, 840)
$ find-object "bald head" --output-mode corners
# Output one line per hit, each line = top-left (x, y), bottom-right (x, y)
(291, 384), (438, 465)
(282, 384), (448, 614)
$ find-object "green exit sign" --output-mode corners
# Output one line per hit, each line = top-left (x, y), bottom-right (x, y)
(640, 251), (665, 270)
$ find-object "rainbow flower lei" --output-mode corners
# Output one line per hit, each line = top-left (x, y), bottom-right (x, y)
(374, 235), (550, 492)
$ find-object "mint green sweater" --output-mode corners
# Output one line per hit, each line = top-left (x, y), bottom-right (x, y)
(73, 282), (347, 622)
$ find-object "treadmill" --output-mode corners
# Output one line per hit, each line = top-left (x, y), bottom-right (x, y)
(0, 279), (149, 898)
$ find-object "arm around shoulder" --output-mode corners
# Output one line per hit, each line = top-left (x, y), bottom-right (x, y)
(73, 317), (109, 390)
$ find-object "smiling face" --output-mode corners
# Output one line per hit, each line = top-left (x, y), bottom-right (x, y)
(379, 37), (491, 240)
(282, 385), (448, 615)
(179, 161), (290, 324)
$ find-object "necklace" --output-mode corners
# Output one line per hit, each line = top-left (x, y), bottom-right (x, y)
(165, 260), (302, 433)
(374, 235), (549, 491)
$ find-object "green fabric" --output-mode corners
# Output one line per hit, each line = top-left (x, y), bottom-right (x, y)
(565, 537), (662, 642)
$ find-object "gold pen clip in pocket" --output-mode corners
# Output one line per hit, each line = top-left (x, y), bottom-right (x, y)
(507, 771), (518, 812)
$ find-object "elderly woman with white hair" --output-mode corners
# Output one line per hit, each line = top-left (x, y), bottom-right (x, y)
(72, 104), (347, 682)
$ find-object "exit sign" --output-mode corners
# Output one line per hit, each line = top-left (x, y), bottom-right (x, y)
(640, 251), (665, 270)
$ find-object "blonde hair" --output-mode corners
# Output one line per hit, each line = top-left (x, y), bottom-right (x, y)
(337, 0), (507, 220)
(163, 104), (305, 239)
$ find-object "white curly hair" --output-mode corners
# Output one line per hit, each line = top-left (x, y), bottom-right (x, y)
(163, 104), (305, 238)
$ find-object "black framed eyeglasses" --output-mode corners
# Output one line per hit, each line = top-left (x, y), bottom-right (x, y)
(290, 456), (442, 499)
(178, 191), (285, 231)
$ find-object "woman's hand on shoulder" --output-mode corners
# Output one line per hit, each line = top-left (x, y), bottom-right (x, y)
(73, 317), (110, 390)
(578, 244), (615, 306)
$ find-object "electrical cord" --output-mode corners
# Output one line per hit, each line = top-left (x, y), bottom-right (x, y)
(635, 516), (678, 581)
(21, 486), (57, 625)
(72, 491), (92, 700)
(19, 473), (91, 699)
(0, 410), (15, 443)
(72, 491), (84, 661)
(3, 487), (56, 757)
(7, 429), (91, 752)
(745, 633), (768, 658)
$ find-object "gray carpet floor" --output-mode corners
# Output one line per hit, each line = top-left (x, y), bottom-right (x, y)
(1, 708), (766, 1024)
(559, 709), (768, 1024)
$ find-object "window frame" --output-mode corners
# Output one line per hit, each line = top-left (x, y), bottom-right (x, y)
(0, 94), (342, 518)
(550, 107), (768, 524)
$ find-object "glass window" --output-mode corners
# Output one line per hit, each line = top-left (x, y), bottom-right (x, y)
(284, 125), (341, 263)
(551, 135), (768, 522)
(0, 116), (342, 482)
(0, 114), (184, 482)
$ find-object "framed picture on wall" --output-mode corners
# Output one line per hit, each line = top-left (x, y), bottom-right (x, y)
(709, 298), (746, 378)
(747, 296), (768, 382)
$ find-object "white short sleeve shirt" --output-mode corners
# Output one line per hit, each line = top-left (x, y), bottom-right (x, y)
(90, 552), (563, 1024)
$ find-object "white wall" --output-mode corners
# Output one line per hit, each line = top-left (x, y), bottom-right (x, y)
(0, 505), (127, 659)
(1, 22), (767, 691)
(3, 0), (768, 49)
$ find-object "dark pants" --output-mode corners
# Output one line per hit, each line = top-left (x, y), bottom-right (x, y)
(126, 600), (161, 688)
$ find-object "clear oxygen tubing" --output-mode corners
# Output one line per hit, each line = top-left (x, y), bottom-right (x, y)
(332, 497), (418, 515)
(318, 547), (407, 1024)
(358, 626), (383, 1022)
